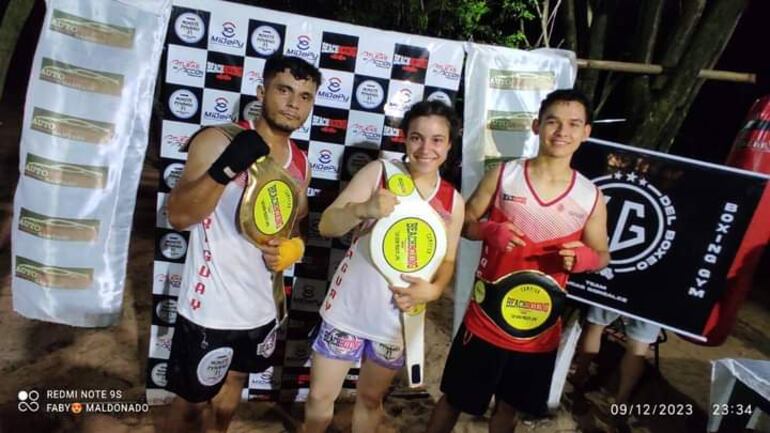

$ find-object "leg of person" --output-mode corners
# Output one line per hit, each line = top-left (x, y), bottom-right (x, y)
(351, 341), (403, 433)
(164, 396), (209, 433)
(493, 349), (558, 433)
(206, 320), (279, 433)
(616, 319), (660, 404)
(165, 315), (236, 433)
(489, 400), (518, 433)
(303, 322), (363, 433)
(206, 371), (248, 433)
(425, 395), (461, 433)
(571, 307), (617, 389)
(426, 324), (504, 433)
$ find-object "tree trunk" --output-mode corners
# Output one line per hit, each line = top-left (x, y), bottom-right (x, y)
(629, 0), (748, 151)
(0, 0), (36, 100)
(578, 1), (610, 104)
(652, 0), (706, 90)
(623, 0), (665, 140)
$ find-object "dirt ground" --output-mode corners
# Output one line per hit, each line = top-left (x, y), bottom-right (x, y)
(0, 99), (768, 433)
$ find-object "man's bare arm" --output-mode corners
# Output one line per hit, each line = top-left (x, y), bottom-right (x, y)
(167, 128), (230, 230)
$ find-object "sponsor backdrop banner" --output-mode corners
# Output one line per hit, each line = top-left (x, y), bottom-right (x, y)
(148, 0), (465, 404)
(568, 139), (769, 340)
(11, 0), (171, 326)
(455, 44), (577, 331)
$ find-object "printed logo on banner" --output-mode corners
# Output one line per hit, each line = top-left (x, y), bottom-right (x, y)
(205, 52), (244, 92)
(355, 40), (393, 78)
(159, 232), (188, 261)
(242, 57), (266, 94)
(316, 71), (354, 109)
(171, 9), (208, 47)
(345, 111), (384, 148)
(385, 80), (423, 118)
(162, 160), (185, 191)
(150, 325), (174, 359)
(153, 261), (185, 296)
(429, 62), (461, 82)
(240, 95), (261, 123)
(351, 75), (388, 112)
(381, 118), (407, 152)
(166, 45), (206, 88)
(250, 366), (280, 389)
(424, 86), (456, 107)
(150, 362), (168, 387)
(285, 33), (319, 64)
(392, 44), (430, 83)
(291, 278), (327, 312)
(161, 120), (197, 160)
(201, 89), (239, 126)
(248, 21), (285, 57)
(320, 32), (359, 72)
(166, 86), (202, 123)
(309, 142), (344, 180)
(594, 170), (678, 279)
(209, 17), (247, 54)
(488, 70), (556, 91)
(311, 107), (348, 144)
(342, 146), (379, 180)
(155, 298), (178, 325)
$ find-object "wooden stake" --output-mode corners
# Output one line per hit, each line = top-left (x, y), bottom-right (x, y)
(576, 58), (756, 83)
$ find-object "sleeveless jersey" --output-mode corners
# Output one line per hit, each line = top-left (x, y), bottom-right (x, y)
(177, 121), (308, 329)
(465, 159), (599, 352)
(321, 160), (459, 345)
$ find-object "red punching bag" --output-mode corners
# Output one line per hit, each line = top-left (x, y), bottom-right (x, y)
(697, 96), (770, 346)
(726, 95), (770, 173)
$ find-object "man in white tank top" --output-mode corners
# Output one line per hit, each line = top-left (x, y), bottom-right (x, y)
(162, 55), (320, 433)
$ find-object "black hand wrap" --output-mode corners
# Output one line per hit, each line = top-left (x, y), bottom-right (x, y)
(208, 129), (271, 185)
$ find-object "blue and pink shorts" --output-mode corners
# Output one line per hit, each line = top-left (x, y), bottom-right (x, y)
(311, 320), (405, 370)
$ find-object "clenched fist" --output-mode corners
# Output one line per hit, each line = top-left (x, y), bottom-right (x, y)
(359, 188), (398, 219)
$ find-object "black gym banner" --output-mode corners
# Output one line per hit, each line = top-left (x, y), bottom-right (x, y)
(568, 139), (770, 341)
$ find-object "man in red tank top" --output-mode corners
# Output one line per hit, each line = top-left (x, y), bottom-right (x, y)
(427, 89), (610, 433)
(163, 55), (320, 433)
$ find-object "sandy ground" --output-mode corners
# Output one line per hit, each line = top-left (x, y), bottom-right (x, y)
(0, 100), (768, 433)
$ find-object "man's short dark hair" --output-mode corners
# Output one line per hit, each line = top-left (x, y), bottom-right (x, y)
(400, 100), (461, 146)
(263, 54), (322, 88)
(538, 88), (593, 125)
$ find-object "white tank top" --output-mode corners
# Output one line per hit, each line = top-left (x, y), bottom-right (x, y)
(320, 160), (457, 344)
(177, 133), (307, 330)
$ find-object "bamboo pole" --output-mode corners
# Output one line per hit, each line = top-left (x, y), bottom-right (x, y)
(576, 58), (756, 83)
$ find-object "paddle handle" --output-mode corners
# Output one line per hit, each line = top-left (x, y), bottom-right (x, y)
(402, 309), (426, 388)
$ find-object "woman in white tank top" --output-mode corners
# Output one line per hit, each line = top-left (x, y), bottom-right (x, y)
(302, 101), (466, 433)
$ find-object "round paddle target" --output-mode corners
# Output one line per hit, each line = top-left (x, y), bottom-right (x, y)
(253, 179), (294, 235)
(386, 173), (415, 196)
(381, 217), (437, 273)
(475, 270), (565, 339)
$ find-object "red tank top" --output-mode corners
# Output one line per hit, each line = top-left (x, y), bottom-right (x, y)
(465, 160), (598, 352)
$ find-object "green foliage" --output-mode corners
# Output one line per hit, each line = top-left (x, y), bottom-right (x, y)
(252, 0), (540, 48)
